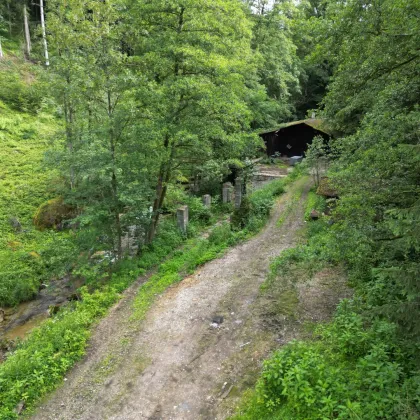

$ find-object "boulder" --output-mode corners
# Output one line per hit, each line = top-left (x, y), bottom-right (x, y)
(8, 217), (22, 232)
(33, 197), (78, 231)
(310, 210), (320, 220)
(317, 177), (339, 198)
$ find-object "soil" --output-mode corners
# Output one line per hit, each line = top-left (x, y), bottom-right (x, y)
(31, 177), (350, 420)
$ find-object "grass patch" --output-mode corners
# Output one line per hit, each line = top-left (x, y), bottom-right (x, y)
(304, 190), (326, 221)
(0, 56), (69, 306)
(276, 177), (307, 227)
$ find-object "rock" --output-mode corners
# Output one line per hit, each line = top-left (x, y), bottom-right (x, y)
(33, 197), (78, 231)
(8, 217), (22, 232)
(310, 210), (320, 220)
(220, 384), (234, 399)
(14, 401), (25, 415)
(317, 177), (339, 198)
(212, 315), (224, 325)
(48, 305), (61, 316)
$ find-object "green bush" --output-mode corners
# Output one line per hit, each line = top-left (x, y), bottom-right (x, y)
(186, 196), (212, 224)
(304, 190), (326, 220)
(0, 232), (79, 307)
(232, 179), (285, 230)
(0, 73), (43, 114)
(237, 304), (419, 420)
(208, 222), (235, 246)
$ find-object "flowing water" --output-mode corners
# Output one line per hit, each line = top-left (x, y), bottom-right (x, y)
(0, 276), (83, 357)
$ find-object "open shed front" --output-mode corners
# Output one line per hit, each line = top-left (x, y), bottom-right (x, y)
(260, 119), (330, 158)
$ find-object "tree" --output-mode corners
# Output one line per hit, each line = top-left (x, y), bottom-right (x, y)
(46, 0), (155, 259)
(128, 0), (262, 242)
(305, 135), (328, 186)
(245, 0), (301, 126)
(317, 0), (420, 337)
(0, 13), (6, 59)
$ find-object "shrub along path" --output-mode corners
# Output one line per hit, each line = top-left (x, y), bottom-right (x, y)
(31, 177), (348, 420)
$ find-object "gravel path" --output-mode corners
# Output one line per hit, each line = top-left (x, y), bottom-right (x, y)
(32, 177), (337, 420)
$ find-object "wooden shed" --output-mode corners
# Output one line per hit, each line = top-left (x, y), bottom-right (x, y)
(259, 119), (330, 157)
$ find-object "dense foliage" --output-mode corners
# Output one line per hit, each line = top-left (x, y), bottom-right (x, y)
(232, 0), (420, 418)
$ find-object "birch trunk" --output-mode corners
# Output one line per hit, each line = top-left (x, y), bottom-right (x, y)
(23, 4), (31, 58)
(39, 0), (49, 66)
(0, 39), (3, 59)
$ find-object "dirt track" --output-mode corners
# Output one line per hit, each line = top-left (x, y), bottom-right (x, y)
(32, 177), (349, 420)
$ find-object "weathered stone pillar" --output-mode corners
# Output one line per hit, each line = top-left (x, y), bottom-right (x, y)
(234, 178), (242, 209)
(202, 194), (211, 208)
(177, 205), (189, 233)
(222, 182), (233, 203)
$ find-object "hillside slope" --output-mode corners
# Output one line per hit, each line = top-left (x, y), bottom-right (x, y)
(0, 53), (63, 307)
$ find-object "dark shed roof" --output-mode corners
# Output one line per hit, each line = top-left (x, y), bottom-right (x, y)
(259, 119), (331, 157)
(259, 118), (330, 136)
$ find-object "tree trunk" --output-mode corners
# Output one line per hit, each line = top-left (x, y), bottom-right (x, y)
(146, 135), (174, 244)
(112, 171), (123, 259)
(0, 39), (3, 59)
(108, 90), (123, 260)
(23, 4), (31, 58)
(39, 0), (49, 66)
(146, 6), (185, 245)
(63, 87), (76, 189)
(7, 1), (12, 36)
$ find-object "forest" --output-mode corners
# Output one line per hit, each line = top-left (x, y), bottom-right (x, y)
(0, 0), (419, 418)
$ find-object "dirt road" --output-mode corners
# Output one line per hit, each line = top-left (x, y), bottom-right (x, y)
(32, 177), (348, 420)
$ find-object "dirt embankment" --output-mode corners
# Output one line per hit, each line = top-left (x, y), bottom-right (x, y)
(31, 177), (350, 420)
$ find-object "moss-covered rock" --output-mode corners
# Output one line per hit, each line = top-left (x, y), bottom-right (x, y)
(33, 197), (77, 230)
(316, 177), (338, 198)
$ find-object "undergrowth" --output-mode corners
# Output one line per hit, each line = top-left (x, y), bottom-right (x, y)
(0, 99), (66, 307)
(0, 52), (67, 307)
(231, 215), (420, 419)
(304, 189), (327, 221)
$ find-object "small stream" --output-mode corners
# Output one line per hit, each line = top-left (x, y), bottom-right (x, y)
(0, 276), (83, 358)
